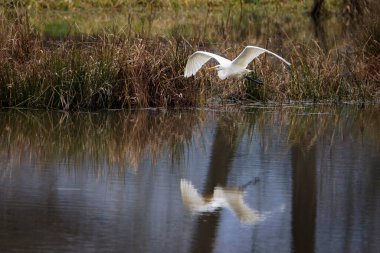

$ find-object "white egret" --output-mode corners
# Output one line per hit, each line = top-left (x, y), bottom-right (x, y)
(180, 179), (265, 225)
(184, 46), (290, 81)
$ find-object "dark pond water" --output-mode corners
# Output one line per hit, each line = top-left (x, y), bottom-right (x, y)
(1, 105), (380, 253)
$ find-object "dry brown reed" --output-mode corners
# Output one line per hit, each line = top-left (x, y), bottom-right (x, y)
(0, 7), (379, 110)
(0, 15), (208, 109)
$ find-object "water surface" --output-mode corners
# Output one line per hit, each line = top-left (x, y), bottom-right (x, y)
(0, 106), (380, 253)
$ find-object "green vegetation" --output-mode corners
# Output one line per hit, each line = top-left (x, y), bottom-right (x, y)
(0, 1), (379, 110)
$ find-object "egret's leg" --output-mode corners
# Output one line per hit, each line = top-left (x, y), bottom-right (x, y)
(245, 75), (263, 85)
(241, 177), (260, 189)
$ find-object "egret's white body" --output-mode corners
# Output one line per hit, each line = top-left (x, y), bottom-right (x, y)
(184, 46), (291, 80)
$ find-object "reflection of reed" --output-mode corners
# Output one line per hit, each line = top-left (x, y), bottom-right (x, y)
(246, 105), (380, 151)
(0, 106), (379, 175)
(0, 110), (205, 173)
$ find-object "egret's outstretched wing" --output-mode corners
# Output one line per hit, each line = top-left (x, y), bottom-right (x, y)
(184, 51), (231, 77)
(232, 46), (291, 68)
(180, 179), (206, 211)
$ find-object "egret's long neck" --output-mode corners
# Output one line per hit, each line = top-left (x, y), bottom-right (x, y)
(243, 69), (252, 76)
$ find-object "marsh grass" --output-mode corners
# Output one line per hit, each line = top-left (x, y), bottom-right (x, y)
(0, 11), (209, 109)
(0, 6), (379, 110)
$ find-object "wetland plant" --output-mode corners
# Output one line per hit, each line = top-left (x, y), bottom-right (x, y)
(0, 4), (378, 110)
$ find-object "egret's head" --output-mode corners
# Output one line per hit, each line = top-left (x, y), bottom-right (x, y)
(207, 65), (221, 71)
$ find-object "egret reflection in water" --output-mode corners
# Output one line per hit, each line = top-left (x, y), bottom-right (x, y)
(1, 107), (380, 253)
(180, 178), (266, 225)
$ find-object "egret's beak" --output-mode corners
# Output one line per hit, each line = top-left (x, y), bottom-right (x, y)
(207, 66), (217, 71)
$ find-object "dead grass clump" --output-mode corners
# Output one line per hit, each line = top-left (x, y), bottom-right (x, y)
(0, 8), (379, 110)
(244, 42), (379, 103)
(115, 38), (208, 107)
(0, 9), (214, 109)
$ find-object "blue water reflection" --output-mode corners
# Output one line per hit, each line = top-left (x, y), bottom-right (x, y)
(0, 106), (379, 253)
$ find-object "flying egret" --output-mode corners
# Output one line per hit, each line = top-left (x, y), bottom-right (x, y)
(184, 46), (290, 81)
(180, 179), (265, 225)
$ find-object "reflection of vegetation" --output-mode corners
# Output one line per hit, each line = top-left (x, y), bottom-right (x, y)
(1, 106), (379, 176)
(244, 105), (380, 152)
(0, 109), (205, 172)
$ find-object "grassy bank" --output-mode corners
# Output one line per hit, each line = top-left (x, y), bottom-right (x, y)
(0, 4), (379, 110)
